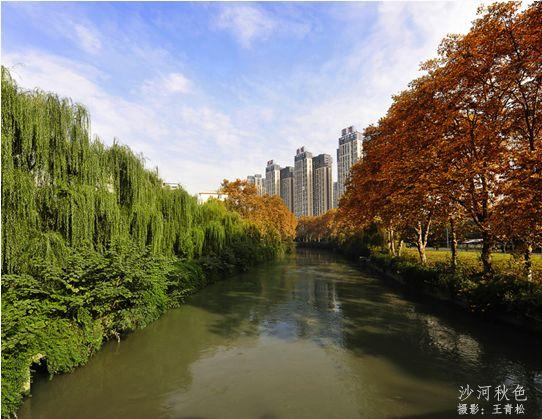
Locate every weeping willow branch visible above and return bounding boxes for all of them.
[1,67,272,274]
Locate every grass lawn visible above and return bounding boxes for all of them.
[402,247,542,279]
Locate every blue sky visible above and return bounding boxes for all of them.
[2,1,484,194]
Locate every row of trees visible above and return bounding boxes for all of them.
[220,179,297,245]
[1,66,294,276]
[338,2,541,279]
[1,67,294,416]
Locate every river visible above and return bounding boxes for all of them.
[18,249,542,418]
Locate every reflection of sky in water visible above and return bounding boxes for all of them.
[258,273,345,348]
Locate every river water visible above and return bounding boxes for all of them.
[18,249,542,418]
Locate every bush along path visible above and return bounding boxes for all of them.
[1,67,296,417]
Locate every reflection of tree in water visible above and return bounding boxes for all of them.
[419,314,542,416]
[197,248,542,416]
[19,261,296,418]
[19,304,252,418]
[192,250,347,349]
[261,271,345,347]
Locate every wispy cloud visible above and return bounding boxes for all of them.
[216,5,276,48]
[142,72,191,96]
[2,50,255,193]
[74,24,102,54]
[165,73,190,94]
[215,4,310,48]
[2,2,487,193]
[234,1,483,169]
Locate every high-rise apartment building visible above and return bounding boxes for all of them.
[312,154,333,216]
[337,126,363,201]
[333,181,339,209]
[265,160,281,196]
[247,174,264,196]
[294,147,313,218]
[280,166,294,213]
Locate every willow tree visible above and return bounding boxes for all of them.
[1,67,276,275]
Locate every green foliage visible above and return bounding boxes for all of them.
[166,259,205,305]
[1,67,214,272]
[457,273,542,317]
[1,68,289,417]
[367,250,542,322]
[400,248,542,281]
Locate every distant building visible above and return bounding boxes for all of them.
[164,182,183,190]
[333,182,338,208]
[294,147,313,218]
[312,154,333,216]
[247,174,264,196]
[337,126,363,202]
[280,166,294,213]
[254,174,264,196]
[198,191,227,204]
[247,175,257,191]
[265,160,281,196]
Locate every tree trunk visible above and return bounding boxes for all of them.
[416,221,427,265]
[450,217,458,271]
[524,243,533,282]
[388,227,396,256]
[397,240,404,257]
[480,231,493,274]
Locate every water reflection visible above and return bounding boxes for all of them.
[18,249,542,419]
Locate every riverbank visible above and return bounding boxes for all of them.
[2,243,289,418]
[15,248,542,418]
[296,242,542,335]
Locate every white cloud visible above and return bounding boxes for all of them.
[4,51,168,146]
[2,2,488,193]
[165,73,190,94]
[219,1,484,179]
[142,72,191,96]
[216,5,276,48]
[215,4,310,48]
[2,51,258,194]
[74,24,102,54]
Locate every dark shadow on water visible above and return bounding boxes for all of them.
[338,269,542,415]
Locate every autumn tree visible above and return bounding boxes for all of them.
[340,78,449,265]
[490,2,542,280]
[424,2,542,274]
[221,179,297,244]
[339,2,541,276]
